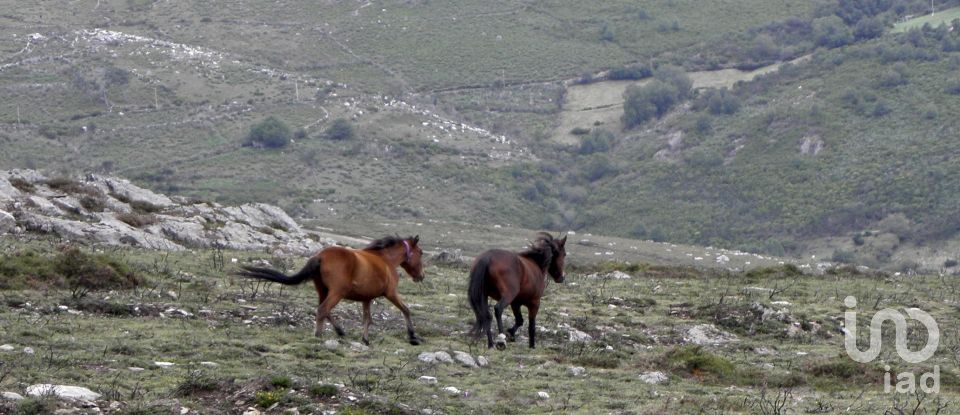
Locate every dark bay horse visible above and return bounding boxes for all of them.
[236,235,425,345]
[468,232,566,348]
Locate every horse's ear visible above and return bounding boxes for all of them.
[413,235,420,244]
[559,236,567,246]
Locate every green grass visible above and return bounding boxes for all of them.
[893,7,960,32]
[1,237,959,413]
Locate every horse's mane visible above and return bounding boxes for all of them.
[363,235,408,251]
[519,232,556,270]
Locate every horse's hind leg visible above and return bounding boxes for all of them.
[507,302,524,342]
[493,297,514,350]
[361,300,373,345]
[384,291,422,345]
[315,292,345,338]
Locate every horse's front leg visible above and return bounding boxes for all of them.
[507,302,524,342]
[384,291,422,345]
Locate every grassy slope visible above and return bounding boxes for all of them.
[541,29,960,266]
[893,6,960,32]
[2,239,958,414]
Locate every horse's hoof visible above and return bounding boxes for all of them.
[494,337,507,350]
[362,338,370,346]
[506,332,516,342]
[409,337,422,346]
[334,328,346,337]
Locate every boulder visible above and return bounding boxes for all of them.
[1,391,24,401]
[568,366,586,377]
[26,384,101,401]
[639,371,668,385]
[568,329,593,343]
[452,351,478,368]
[417,376,438,385]
[85,175,174,208]
[0,210,15,234]
[0,178,21,203]
[685,324,738,345]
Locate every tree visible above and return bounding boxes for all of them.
[854,16,885,40]
[247,116,291,148]
[324,118,355,141]
[813,16,853,48]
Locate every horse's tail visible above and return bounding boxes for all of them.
[467,255,491,335]
[236,256,321,285]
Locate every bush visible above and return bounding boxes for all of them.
[813,16,853,48]
[310,384,338,398]
[247,116,292,148]
[832,249,856,263]
[0,247,143,292]
[570,127,591,136]
[945,81,960,95]
[9,177,34,192]
[608,64,652,81]
[324,118,355,141]
[270,375,293,389]
[622,81,678,128]
[578,129,615,155]
[854,17,885,40]
[696,87,741,115]
[665,345,735,378]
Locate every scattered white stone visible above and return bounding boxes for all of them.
[568,366,586,377]
[23,347,34,355]
[536,391,550,400]
[685,324,738,345]
[1,391,24,401]
[418,376,438,385]
[199,361,219,367]
[417,352,437,363]
[476,356,489,367]
[26,384,101,401]
[154,361,175,368]
[434,351,453,363]
[0,344,14,352]
[442,386,460,396]
[568,329,592,343]
[639,371,669,384]
[716,255,730,263]
[128,367,145,372]
[452,351,477,368]
[242,408,261,415]
[57,305,69,311]
[349,341,369,352]
[181,407,190,415]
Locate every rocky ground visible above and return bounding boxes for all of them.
[0,169,331,255]
[1,171,958,414]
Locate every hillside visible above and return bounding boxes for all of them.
[1,231,958,413]
[2,0,960,270]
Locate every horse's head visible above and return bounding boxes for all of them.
[547,235,567,283]
[400,235,426,282]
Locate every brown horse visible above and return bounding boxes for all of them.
[468,232,566,349]
[236,235,425,345]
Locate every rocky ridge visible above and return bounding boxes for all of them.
[0,170,328,254]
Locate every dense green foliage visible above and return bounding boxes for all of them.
[246,117,292,149]
[324,118,355,141]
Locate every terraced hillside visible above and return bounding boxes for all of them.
[4,0,960,269]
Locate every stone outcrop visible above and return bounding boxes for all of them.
[0,170,326,255]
